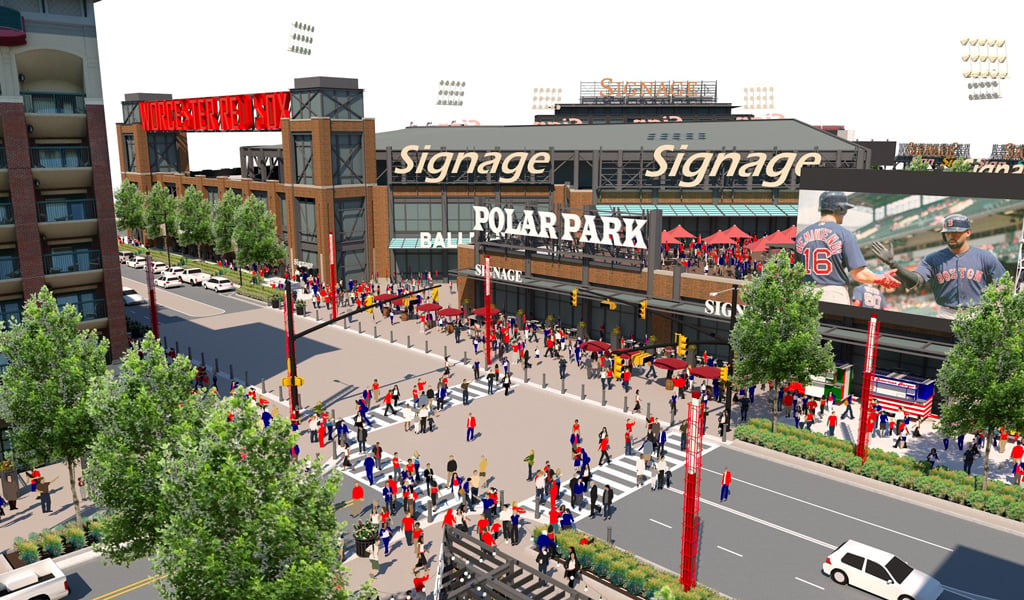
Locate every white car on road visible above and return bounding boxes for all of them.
[151,261,167,274]
[0,558,70,599]
[127,255,147,269]
[823,540,943,600]
[203,276,236,292]
[122,287,145,305]
[179,267,211,286]
[154,273,183,289]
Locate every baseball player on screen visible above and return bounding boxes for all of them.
[795,191,900,305]
[872,213,1006,319]
[851,280,888,310]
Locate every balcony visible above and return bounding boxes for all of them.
[37,198,98,238]
[23,92,88,138]
[58,298,107,328]
[43,248,103,287]
[0,200,12,244]
[0,254,20,295]
[31,145,92,188]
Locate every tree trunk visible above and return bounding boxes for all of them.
[983,427,994,491]
[237,266,243,289]
[66,459,83,528]
[770,380,778,433]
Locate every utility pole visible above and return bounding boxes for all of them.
[722,283,738,442]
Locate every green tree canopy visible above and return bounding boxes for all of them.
[0,287,108,526]
[730,252,835,431]
[114,179,145,235]
[213,189,243,258]
[936,274,1024,489]
[85,333,212,564]
[947,158,975,173]
[143,182,178,253]
[905,156,932,171]
[176,185,214,258]
[234,195,286,271]
[152,391,347,600]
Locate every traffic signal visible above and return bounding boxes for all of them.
[613,356,623,379]
[676,333,687,356]
[639,299,648,319]
[601,298,617,311]
[571,288,578,307]
[720,364,729,382]
[431,286,439,302]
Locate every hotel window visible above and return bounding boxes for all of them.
[206,187,218,204]
[293,134,314,184]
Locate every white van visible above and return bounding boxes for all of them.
[118,250,135,264]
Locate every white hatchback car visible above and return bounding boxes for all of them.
[150,261,167,273]
[127,255,147,269]
[122,287,145,305]
[823,540,943,600]
[203,276,235,292]
[154,273,182,289]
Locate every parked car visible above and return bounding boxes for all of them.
[165,266,186,278]
[203,276,236,292]
[127,255,148,269]
[151,261,168,274]
[118,250,135,263]
[822,540,943,600]
[154,273,182,289]
[180,267,211,286]
[122,287,145,305]
[0,558,70,600]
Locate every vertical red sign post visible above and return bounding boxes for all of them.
[484,256,493,368]
[856,314,880,461]
[329,233,338,320]
[145,252,159,340]
[680,395,705,590]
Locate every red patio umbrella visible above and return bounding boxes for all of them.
[722,224,751,239]
[689,366,721,379]
[437,307,464,317]
[660,230,680,245]
[653,358,688,370]
[668,224,695,239]
[580,340,611,353]
[374,293,397,303]
[416,302,442,312]
[472,306,501,317]
[777,225,796,241]
[702,230,735,245]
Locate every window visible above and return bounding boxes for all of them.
[331,133,364,185]
[841,553,865,570]
[252,190,268,208]
[864,561,891,581]
[292,134,313,184]
[885,557,912,584]
[122,133,136,172]
[334,198,365,243]
[446,202,478,232]
[278,193,288,239]
[54,289,105,319]
[147,133,179,172]
[206,187,218,204]
[0,250,19,280]
[0,298,20,325]
[393,201,442,233]
[296,198,317,243]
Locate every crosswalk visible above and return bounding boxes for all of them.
[515,432,720,519]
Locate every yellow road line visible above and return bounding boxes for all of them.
[92,574,167,600]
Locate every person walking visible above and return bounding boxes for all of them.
[479,455,489,485]
[602,484,614,520]
[419,405,429,434]
[963,443,979,475]
[720,468,732,502]
[461,378,471,405]
[841,395,856,419]
[524,449,535,480]
[446,455,458,488]
[827,411,838,437]
[635,456,645,487]
[350,483,365,517]
[589,483,600,519]
[502,371,512,395]
[466,413,477,442]
[37,475,57,513]
[740,393,750,422]
[598,435,611,466]
[565,547,580,588]
[926,448,939,468]
[487,370,495,394]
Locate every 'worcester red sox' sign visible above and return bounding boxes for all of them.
[138,92,290,132]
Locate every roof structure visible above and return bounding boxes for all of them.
[376,119,864,152]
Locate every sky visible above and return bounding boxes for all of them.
[92,0,1021,186]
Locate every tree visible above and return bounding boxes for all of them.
[234,195,286,285]
[213,189,243,259]
[935,274,1024,490]
[152,391,348,600]
[0,287,108,526]
[905,156,932,171]
[85,333,212,565]
[143,182,178,264]
[729,252,835,432]
[176,185,214,259]
[947,158,975,173]
[114,179,145,239]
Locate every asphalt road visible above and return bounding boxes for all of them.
[577,444,1021,600]
[64,557,159,599]
[120,264,257,315]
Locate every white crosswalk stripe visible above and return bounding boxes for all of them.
[515,432,720,520]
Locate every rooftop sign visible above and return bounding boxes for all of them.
[138,92,290,132]
[579,79,718,103]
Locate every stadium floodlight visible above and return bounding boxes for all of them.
[962,37,1007,99]
[742,85,774,110]
[436,80,466,106]
[531,87,563,112]
[288,20,316,56]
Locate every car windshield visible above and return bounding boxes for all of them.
[123,289,137,295]
[886,556,913,583]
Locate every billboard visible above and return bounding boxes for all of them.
[796,188,1013,319]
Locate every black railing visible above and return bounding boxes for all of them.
[0,146,7,169]
[0,255,20,280]
[0,201,12,225]
[22,92,86,114]
[43,249,101,274]
[30,145,91,168]
[57,298,107,321]
[37,198,96,222]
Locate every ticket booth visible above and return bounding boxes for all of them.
[805,363,853,400]
[870,372,936,419]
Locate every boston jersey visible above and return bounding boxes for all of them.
[794,221,866,286]
[851,285,887,309]
[914,246,1006,308]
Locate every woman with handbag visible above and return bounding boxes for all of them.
[564,547,580,588]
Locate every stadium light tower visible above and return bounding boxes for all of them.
[962,38,1007,100]
[742,85,774,110]
[437,80,465,106]
[288,21,315,56]
[531,87,563,112]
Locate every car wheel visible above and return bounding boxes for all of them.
[830,569,848,585]
[898,596,914,600]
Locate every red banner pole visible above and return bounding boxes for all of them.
[680,395,705,590]
[329,232,338,320]
[145,252,159,340]
[856,314,880,461]
[484,256,493,368]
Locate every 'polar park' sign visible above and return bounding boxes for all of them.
[472,206,648,249]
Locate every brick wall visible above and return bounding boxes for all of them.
[0,102,44,295]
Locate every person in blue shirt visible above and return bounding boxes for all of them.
[559,510,576,531]
[364,456,376,485]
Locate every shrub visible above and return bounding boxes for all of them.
[911,475,934,495]
[623,570,647,595]
[1005,501,1024,522]
[948,485,971,505]
[859,460,882,480]
[844,455,865,474]
[86,517,106,543]
[607,562,630,586]
[40,531,63,558]
[15,538,39,564]
[877,465,898,484]
[985,495,1009,517]
[62,525,86,550]
[966,490,989,510]
[591,553,613,579]
[897,470,919,489]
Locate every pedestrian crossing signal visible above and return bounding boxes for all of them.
[282,376,305,387]
[720,365,729,382]
[639,299,648,319]
[571,288,578,307]
[676,333,687,356]
[613,356,623,379]
[431,287,439,302]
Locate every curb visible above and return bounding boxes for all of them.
[52,546,101,570]
[728,439,1024,539]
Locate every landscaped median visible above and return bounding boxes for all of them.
[735,419,1024,521]
[7,515,106,569]
[531,528,726,600]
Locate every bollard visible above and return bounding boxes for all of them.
[581,385,585,401]
[245,371,249,387]
[279,386,284,404]
[561,378,566,395]
[463,350,468,362]
[390,330,395,343]
[427,499,433,523]
[344,318,349,329]
[647,402,651,420]
[188,346,192,359]
[602,386,607,406]
[444,345,448,359]
[215,358,220,373]
[499,490,504,508]
[542,373,547,389]
[316,308,320,321]
[534,501,540,520]
[425,340,430,354]
[374,325,378,339]
[262,379,267,394]
[407,335,412,348]
[358,321,363,334]
[175,341,180,354]
[162,337,167,349]
[607,526,613,543]
[623,396,628,413]
[229,364,234,380]
[201,351,205,365]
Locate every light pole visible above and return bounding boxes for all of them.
[708,283,739,442]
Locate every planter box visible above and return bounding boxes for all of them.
[354,535,379,558]
[295,306,306,316]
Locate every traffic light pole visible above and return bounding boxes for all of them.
[722,283,738,443]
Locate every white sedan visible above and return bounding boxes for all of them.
[203,276,236,292]
[122,287,145,305]
[154,273,182,289]
[823,540,943,600]
[127,255,147,269]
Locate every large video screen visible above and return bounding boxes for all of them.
[796,189,1017,319]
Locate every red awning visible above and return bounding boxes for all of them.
[702,230,735,245]
[416,303,442,312]
[660,231,680,245]
[581,340,611,353]
[472,306,501,317]
[437,307,464,317]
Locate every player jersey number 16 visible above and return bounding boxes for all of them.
[803,248,833,275]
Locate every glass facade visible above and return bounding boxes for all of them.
[278,193,288,239]
[334,197,367,282]
[292,134,314,184]
[331,133,364,185]
[296,198,317,244]
[393,201,442,233]
[394,250,455,280]
[122,133,136,172]
[147,133,179,172]
[291,88,364,120]
[205,186,218,204]
[446,202,478,232]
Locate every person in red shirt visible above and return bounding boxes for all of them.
[805,411,814,432]
[402,515,415,545]
[783,393,794,417]
[413,569,429,592]
[1011,441,1024,485]
[599,436,611,466]
[466,413,477,442]
[720,468,732,502]
[548,505,561,532]
[827,412,838,437]
[477,516,490,538]
[443,508,456,528]
[350,483,364,517]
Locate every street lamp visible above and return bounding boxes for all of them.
[708,284,739,442]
